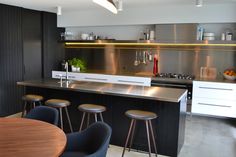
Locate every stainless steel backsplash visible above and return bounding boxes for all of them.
[65,47,236,77]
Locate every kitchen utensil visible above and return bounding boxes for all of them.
[134,51,140,66]
[142,51,147,64]
[148,50,153,61]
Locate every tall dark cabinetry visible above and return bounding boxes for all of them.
[22,9,42,80]
[42,12,64,78]
[0,4,62,116]
[0,4,23,116]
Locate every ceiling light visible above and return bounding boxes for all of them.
[93,0,118,14]
[196,0,203,7]
[57,6,62,15]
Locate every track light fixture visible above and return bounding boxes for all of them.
[196,0,203,7]
[93,0,118,14]
[57,6,62,15]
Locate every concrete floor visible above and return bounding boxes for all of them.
[108,115,236,157]
[179,115,236,157]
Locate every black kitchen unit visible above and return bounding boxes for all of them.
[0,3,64,116]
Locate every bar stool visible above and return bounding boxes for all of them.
[22,94,43,117]
[78,104,106,132]
[45,99,73,132]
[122,110,158,157]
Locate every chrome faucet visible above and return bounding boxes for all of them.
[64,61,69,82]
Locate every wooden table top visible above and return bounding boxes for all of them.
[0,118,67,157]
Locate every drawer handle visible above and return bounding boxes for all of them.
[84,77,108,81]
[199,87,233,91]
[117,80,144,84]
[68,76,76,79]
[198,103,232,108]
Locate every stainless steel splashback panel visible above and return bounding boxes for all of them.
[155,24,197,42]
[65,47,236,77]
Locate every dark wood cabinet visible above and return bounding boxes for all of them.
[22,9,42,80]
[42,12,64,78]
[0,4,23,116]
[0,4,63,116]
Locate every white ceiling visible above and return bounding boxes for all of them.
[0,0,236,13]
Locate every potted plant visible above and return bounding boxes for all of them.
[68,58,86,72]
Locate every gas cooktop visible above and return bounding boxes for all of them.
[156,73,195,80]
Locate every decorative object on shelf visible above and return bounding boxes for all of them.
[68,58,86,72]
[223,69,236,80]
[196,25,204,40]
[93,0,118,14]
[203,32,215,41]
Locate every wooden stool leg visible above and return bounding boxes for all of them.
[21,101,27,117]
[94,113,98,122]
[79,112,86,132]
[65,107,73,133]
[145,120,152,157]
[99,113,104,122]
[33,102,36,108]
[122,119,135,157]
[87,113,90,128]
[128,119,136,152]
[59,108,63,130]
[149,120,158,157]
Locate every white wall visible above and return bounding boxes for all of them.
[58,4,236,27]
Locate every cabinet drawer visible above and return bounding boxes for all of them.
[192,98,236,118]
[193,81,236,100]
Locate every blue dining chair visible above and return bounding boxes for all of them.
[24,106,59,126]
[61,122,112,157]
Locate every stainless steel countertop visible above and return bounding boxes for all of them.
[17,79,187,103]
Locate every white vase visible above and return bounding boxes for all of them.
[71,66,80,72]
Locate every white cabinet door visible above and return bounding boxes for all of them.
[193,81,236,101]
[192,97,236,118]
[192,81,236,118]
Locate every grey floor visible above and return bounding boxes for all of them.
[179,115,236,157]
[108,115,236,157]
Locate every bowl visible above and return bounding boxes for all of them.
[223,73,236,80]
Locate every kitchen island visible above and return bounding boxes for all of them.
[17,79,187,157]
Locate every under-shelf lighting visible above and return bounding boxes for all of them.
[93,0,118,14]
[195,0,203,7]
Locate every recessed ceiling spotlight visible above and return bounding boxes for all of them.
[116,0,123,11]
[57,6,62,16]
[196,0,203,7]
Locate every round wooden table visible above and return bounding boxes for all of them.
[0,118,67,157]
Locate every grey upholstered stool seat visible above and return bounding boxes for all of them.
[45,99,70,108]
[125,110,157,120]
[78,104,106,132]
[22,94,43,102]
[45,99,73,132]
[122,110,158,157]
[21,94,43,117]
[78,104,106,113]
